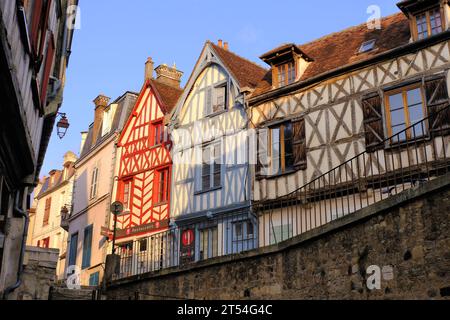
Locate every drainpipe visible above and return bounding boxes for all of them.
[2,190,29,300]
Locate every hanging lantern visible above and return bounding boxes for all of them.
[56,113,70,139]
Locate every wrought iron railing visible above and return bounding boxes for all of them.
[114,105,450,280]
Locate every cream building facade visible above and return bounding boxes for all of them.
[28,152,77,280]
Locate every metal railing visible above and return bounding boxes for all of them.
[257,104,450,246]
[114,105,450,280]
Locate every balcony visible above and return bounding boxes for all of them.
[60,206,71,232]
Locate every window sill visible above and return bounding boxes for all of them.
[194,186,222,196]
[205,109,227,118]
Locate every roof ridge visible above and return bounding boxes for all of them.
[299,12,404,48]
[211,42,268,71]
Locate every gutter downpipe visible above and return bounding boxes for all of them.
[2,190,29,300]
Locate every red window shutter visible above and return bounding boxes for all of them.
[40,34,55,106]
[30,0,44,56]
[38,0,53,58]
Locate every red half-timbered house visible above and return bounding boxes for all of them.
[115,60,183,245]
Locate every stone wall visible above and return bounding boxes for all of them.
[8,247,59,300]
[105,175,450,300]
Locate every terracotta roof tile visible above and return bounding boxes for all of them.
[211,43,268,89]
[252,12,411,97]
[150,80,183,114]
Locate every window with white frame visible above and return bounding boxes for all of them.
[197,142,222,192]
[89,166,99,200]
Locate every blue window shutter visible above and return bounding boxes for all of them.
[82,225,93,269]
[68,233,78,267]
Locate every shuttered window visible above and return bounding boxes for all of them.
[43,197,51,226]
[256,119,307,178]
[40,34,55,106]
[424,76,450,136]
[385,84,426,142]
[155,168,169,204]
[68,233,78,267]
[362,94,384,152]
[292,118,307,170]
[82,225,93,270]
[89,166,99,200]
[30,0,44,56]
[197,142,222,192]
[205,85,227,116]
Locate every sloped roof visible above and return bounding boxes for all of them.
[210,43,268,89]
[251,12,411,97]
[37,164,75,198]
[150,79,183,114]
[80,92,138,158]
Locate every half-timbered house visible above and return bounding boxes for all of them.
[249,0,450,246]
[0,0,77,298]
[113,59,183,277]
[169,41,266,263]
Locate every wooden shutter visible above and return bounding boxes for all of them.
[30,0,44,56]
[362,94,385,152]
[256,129,269,178]
[424,76,450,136]
[292,118,307,170]
[43,197,51,226]
[40,33,55,106]
[206,87,213,116]
[82,225,93,269]
[38,0,52,58]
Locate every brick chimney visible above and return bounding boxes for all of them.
[154,64,183,88]
[145,57,154,81]
[218,39,223,48]
[92,94,110,145]
[224,42,229,51]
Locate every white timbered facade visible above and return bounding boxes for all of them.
[249,0,450,246]
[170,41,266,261]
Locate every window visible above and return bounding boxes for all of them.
[359,39,376,53]
[89,166,99,200]
[199,227,218,260]
[155,168,169,204]
[43,197,51,226]
[82,225,93,270]
[197,142,222,192]
[277,61,296,87]
[415,7,443,40]
[153,121,165,146]
[139,239,148,252]
[269,224,293,245]
[68,233,78,267]
[41,237,50,249]
[269,123,294,175]
[206,85,227,115]
[385,85,426,142]
[89,272,100,287]
[121,180,132,210]
[233,220,255,241]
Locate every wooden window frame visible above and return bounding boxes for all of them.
[89,166,99,200]
[384,83,428,142]
[275,61,296,88]
[154,167,170,205]
[152,121,165,146]
[119,179,133,211]
[412,5,445,40]
[196,141,222,194]
[81,224,93,270]
[268,122,294,176]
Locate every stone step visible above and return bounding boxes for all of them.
[49,286,97,300]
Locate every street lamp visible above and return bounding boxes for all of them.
[56,113,70,139]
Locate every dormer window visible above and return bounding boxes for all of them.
[260,43,313,90]
[415,7,443,39]
[397,0,447,42]
[277,62,296,88]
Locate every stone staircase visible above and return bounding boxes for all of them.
[49,285,98,300]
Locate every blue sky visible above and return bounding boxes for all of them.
[42,0,400,175]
